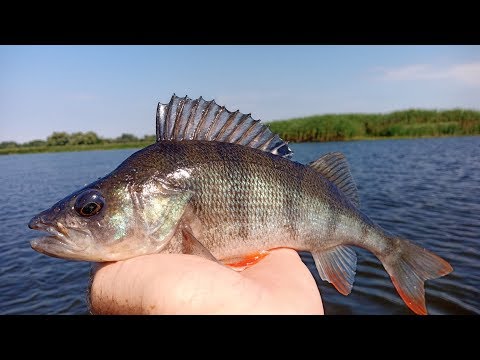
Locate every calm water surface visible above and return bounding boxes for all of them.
[1,136,479,314]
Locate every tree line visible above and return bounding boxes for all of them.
[0,132,156,149]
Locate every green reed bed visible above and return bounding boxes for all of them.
[267,109,480,142]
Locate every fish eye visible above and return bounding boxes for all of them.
[74,190,105,217]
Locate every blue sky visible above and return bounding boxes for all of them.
[1,45,479,143]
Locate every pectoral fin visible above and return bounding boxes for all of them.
[180,225,218,262]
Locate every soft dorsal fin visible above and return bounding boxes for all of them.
[309,152,359,207]
[156,94,292,158]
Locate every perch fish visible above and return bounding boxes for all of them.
[29,94,453,314]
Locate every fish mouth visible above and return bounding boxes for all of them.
[29,220,89,260]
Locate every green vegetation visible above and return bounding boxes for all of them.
[267,109,480,142]
[0,132,155,155]
[1,109,479,155]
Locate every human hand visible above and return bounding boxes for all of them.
[88,248,324,315]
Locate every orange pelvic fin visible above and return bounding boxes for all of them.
[223,251,270,271]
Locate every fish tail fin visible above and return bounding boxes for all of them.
[380,237,453,315]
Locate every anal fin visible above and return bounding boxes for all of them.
[312,245,357,295]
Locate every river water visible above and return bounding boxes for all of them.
[0,136,478,314]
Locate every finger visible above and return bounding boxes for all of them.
[90,261,109,275]
[90,256,176,315]
[88,253,246,314]
[242,248,324,314]
[88,251,324,315]
[86,262,114,314]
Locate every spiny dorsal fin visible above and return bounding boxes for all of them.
[156,94,292,158]
[312,245,357,296]
[309,152,359,207]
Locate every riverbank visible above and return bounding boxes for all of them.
[0,141,153,155]
[2,134,479,156]
[2,109,479,155]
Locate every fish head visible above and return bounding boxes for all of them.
[29,186,109,261]
[28,168,192,262]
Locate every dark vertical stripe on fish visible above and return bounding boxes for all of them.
[282,164,302,242]
[301,166,317,242]
[239,149,252,242]
[326,203,338,239]
[360,222,369,244]
[210,144,246,242]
